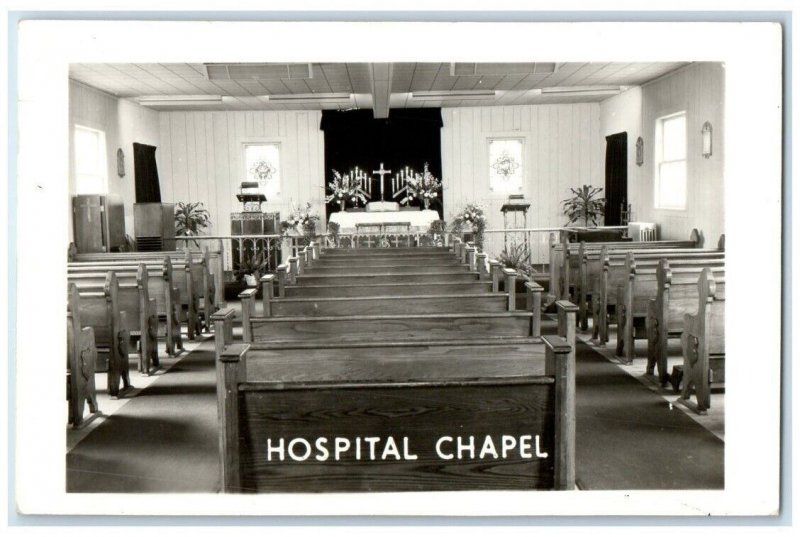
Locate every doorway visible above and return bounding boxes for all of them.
[604,132,628,226]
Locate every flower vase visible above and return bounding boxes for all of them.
[423,198,430,210]
[339,200,345,211]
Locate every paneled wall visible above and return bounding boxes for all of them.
[441,103,604,260]
[601,63,725,243]
[157,110,325,238]
[69,80,160,237]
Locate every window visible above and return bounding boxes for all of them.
[74,125,108,194]
[488,138,524,194]
[244,143,281,199]
[654,112,687,210]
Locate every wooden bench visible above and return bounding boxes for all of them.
[645,261,726,385]
[590,247,725,346]
[674,269,726,414]
[68,273,133,397]
[67,284,100,427]
[68,252,206,340]
[68,259,184,354]
[549,228,702,304]
[614,253,725,364]
[68,244,224,307]
[576,234,725,329]
[68,265,159,376]
[212,300,578,492]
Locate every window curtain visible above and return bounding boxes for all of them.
[133,143,162,203]
[320,109,443,219]
[604,132,628,226]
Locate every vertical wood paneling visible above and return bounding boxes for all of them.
[441,102,604,261]
[159,109,326,243]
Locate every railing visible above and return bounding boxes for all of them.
[175,235,285,273]
[321,231,449,249]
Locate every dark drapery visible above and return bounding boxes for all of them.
[604,132,628,226]
[133,143,162,203]
[320,109,444,218]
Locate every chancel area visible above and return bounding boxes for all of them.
[65,61,725,492]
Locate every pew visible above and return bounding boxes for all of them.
[590,247,725,346]
[68,265,159,375]
[68,259,184,353]
[576,234,725,329]
[549,228,702,304]
[675,269,726,414]
[67,274,133,397]
[614,253,725,363]
[646,261,726,385]
[213,300,577,492]
[67,284,100,427]
[68,251,205,340]
[68,244,224,307]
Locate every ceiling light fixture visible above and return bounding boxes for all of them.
[539,86,623,97]
[137,95,224,106]
[411,90,496,100]
[265,93,353,104]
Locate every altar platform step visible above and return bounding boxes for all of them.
[303,264,470,276]
[250,312,536,342]
[295,271,480,286]
[244,337,546,382]
[312,258,463,268]
[284,281,492,298]
[271,293,509,317]
[319,247,452,258]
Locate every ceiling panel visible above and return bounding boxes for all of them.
[69,61,692,111]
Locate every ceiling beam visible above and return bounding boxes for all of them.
[368,63,393,119]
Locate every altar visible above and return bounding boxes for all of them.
[329,205,440,233]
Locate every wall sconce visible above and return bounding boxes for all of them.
[635,136,644,167]
[701,121,713,158]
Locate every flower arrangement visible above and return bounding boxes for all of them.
[450,203,487,249]
[403,163,442,209]
[280,202,320,242]
[325,169,369,209]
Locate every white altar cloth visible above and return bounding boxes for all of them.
[329,209,440,233]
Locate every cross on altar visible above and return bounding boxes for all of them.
[373,162,392,200]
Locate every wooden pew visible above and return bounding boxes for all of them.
[68,265,159,375]
[645,261,727,384]
[67,284,100,427]
[576,234,725,329]
[590,247,725,345]
[675,269,726,414]
[614,253,725,363]
[68,252,204,340]
[68,244,224,307]
[213,300,577,493]
[68,259,184,353]
[549,228,702,304]
[67,275,132,397]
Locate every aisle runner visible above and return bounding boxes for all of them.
[574,341,724,490]
[66,340,220,493]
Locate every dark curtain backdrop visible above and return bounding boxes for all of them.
[133,143,162,203]
[604,132,628,226]
[320,109,443,219]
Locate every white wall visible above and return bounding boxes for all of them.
[441,103,604,259]
[601,63,725,243]
[157,110,325,237]
[68,80,160,237]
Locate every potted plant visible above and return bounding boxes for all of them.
[561,185,606,227]
[235,252,269,288]
[175,202,211,248]
[498,241,539,310]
